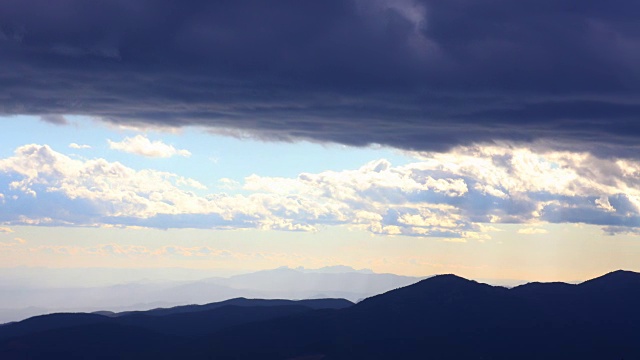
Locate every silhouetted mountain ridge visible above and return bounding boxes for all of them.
[1,270,639,359]
[181,270,640,359]
[580,269,640,289]
[0,298,353,343]
[111,297,353,317]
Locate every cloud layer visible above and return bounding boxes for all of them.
[1,0,640,154]
[1,143,639,239]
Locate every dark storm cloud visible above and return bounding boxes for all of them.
[39,115,68,125]
[1,0,640,153]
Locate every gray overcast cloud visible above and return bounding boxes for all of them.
[1,0,639,154]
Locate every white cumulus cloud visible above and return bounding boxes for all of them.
[69,143,91,149]
[2,143,640,240]
[108,135,191,158]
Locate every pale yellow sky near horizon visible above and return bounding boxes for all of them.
[1,223,638,284]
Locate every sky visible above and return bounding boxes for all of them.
[1,0,640,283]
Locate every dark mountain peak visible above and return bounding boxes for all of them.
[425,273,473,283]
[356,273,504,310]
[408,273,496,289]
[579,269,640,289]
[599,269,639,279]
[405,273,493,292]
[407,274,506,291]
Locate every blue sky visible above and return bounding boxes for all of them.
[2,115,413,184]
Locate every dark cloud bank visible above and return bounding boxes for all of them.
[1,0,639,153]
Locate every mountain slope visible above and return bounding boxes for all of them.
[0,298,353,343]
[177,271,640,359]
[1,323,181,360]
[2,271,640,360]
[113,297,353,317]
[0,313,111,342]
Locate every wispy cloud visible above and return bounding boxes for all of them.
[29,243,258,261]
[0,237,26,247]
[518,228,548,235]
[0,227,13,233]
[108,135,191,158]
[69,143,91,149]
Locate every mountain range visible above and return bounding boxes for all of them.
[0,266,422,323]
[1,270,639,359]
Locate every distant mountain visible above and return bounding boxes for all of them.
[0,266,422,323]
[1,270,640,359]
[294,265,375,274]
[0,283,190,317]
[207,266,422,299]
